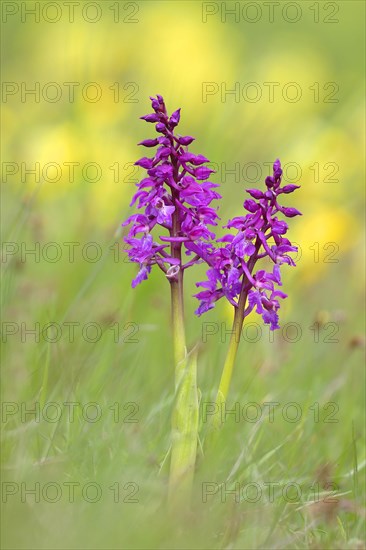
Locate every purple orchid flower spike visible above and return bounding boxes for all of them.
[197,159,302,437]
[194,159,301,331]
[122,95,220,289]
[122,95,223,505]
[121,97,303,484]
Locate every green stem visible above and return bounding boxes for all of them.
[208,286,248,435]
[167,151,198,510]
[207,238,262,437]
[216,305,244,402]
[168,347,198,510]
[170,274,187,387]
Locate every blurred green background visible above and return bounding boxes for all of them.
[1,1,365,549]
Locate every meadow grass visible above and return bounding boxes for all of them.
[1,193,365,549]
[1,2,365,547]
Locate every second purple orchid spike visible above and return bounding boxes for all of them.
[194,159,302,330]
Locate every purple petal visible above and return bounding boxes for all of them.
[194,166,215,180]
[155,122,166,133]
[180,153,209,165]
[281,207,302,218]
[281,184,300,194]
[140,113,159,123]
[244,199,260,213]
[135,157,154,169]
[138,138,159,147]
[132,265,151,288]
[176,135,195,145]
[262,309,280,331]
[169,109,181,127]
[246,188,264,199]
